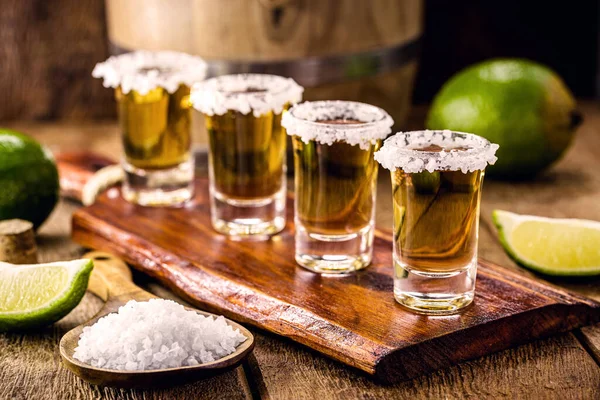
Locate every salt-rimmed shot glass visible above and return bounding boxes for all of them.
[375,130,499,314]
[282,101,394,274]
[93,51,207,206]
[190,74,303,238]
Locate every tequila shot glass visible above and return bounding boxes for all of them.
[191,74,303,238]
[282,101,393,274]
[93,51,207,206]
[375,130,499,314]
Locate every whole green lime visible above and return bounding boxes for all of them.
[0,129,59,229]
[426,59,580,179]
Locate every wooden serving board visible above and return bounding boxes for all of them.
[70,178,600,382]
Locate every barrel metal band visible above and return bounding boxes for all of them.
[109,36,421,87]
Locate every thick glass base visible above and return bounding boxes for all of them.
[295,223,374,275]
[122,159,194,207]
[210,185,286,240]
[393,257,477,315]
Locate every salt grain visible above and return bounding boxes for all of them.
[281,100,394,150]
[190,74,303,117]
[374,130,499,173]
[73,299,247,371]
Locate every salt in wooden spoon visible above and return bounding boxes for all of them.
[59,251,254,388]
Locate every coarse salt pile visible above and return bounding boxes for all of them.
[73,299,246,371]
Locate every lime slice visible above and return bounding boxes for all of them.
[81,164,124,206]
[493,210,600,276]
[0,259,93,331]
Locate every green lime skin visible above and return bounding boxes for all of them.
[0,260,93,332]
[0,129,59,229]
[427,59,578,179]
[492,210,600,277]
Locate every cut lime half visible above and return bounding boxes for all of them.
[0,259,93,331]
[493,210,600,276]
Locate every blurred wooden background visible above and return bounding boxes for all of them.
[0,0,112,120]
[0,0,598,121]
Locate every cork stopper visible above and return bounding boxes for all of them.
[0,219,38,264]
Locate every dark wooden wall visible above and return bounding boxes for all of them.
[0,0,114,121]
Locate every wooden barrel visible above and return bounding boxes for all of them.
[106,0,423,134]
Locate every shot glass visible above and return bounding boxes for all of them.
[93,51,207,206]
[191,74,303,238]
[282,101,394,274]
[375,130,499,314]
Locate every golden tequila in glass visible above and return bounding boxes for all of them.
[207,109,286,201]
[116,84,195,205]
[294,135,379,236]
[375,130,499,314]
[93,51,207,206]
[118,85,191,170]
[283,101,393,274]
[191,74,303,238]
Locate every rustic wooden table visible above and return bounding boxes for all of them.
[2,103,600,399]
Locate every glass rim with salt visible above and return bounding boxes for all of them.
[281,100,394,149]
[283,100,394,275]
[375,129,499,315]
[92,50,208,95]
[92,50,208,207]
[190,73,304,117]
[374,129,500,173]
[191,73,303,238]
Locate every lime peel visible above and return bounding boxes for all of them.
[82,165,124,206]
[0,259,93,331]
[493,210,600,276]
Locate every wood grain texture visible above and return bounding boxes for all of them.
[3,102,600,398]
[70,176,600,382]
[0,0,114,120]
[56,152,117,203]
[0,219,38,263]
[108,0,422,60]
[252,330,600,399]
[244,101,600,397]
[108,0,422,129]
[579,324,600,366]
[0,201,251,400]
[1,0,422,121]
[3,198,597,399]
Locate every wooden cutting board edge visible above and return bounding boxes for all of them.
[71,207,600,382]
[72,210,388,374]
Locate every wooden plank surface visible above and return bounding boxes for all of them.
[2,102,600,398]
[3,199,599,399]
[0,200,252,400]
[251,329,600,399]
[69,174,600,382]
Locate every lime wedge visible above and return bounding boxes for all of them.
[0,259,93,331]
[493,210,600,276]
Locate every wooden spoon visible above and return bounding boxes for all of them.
[59,251,254,388]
